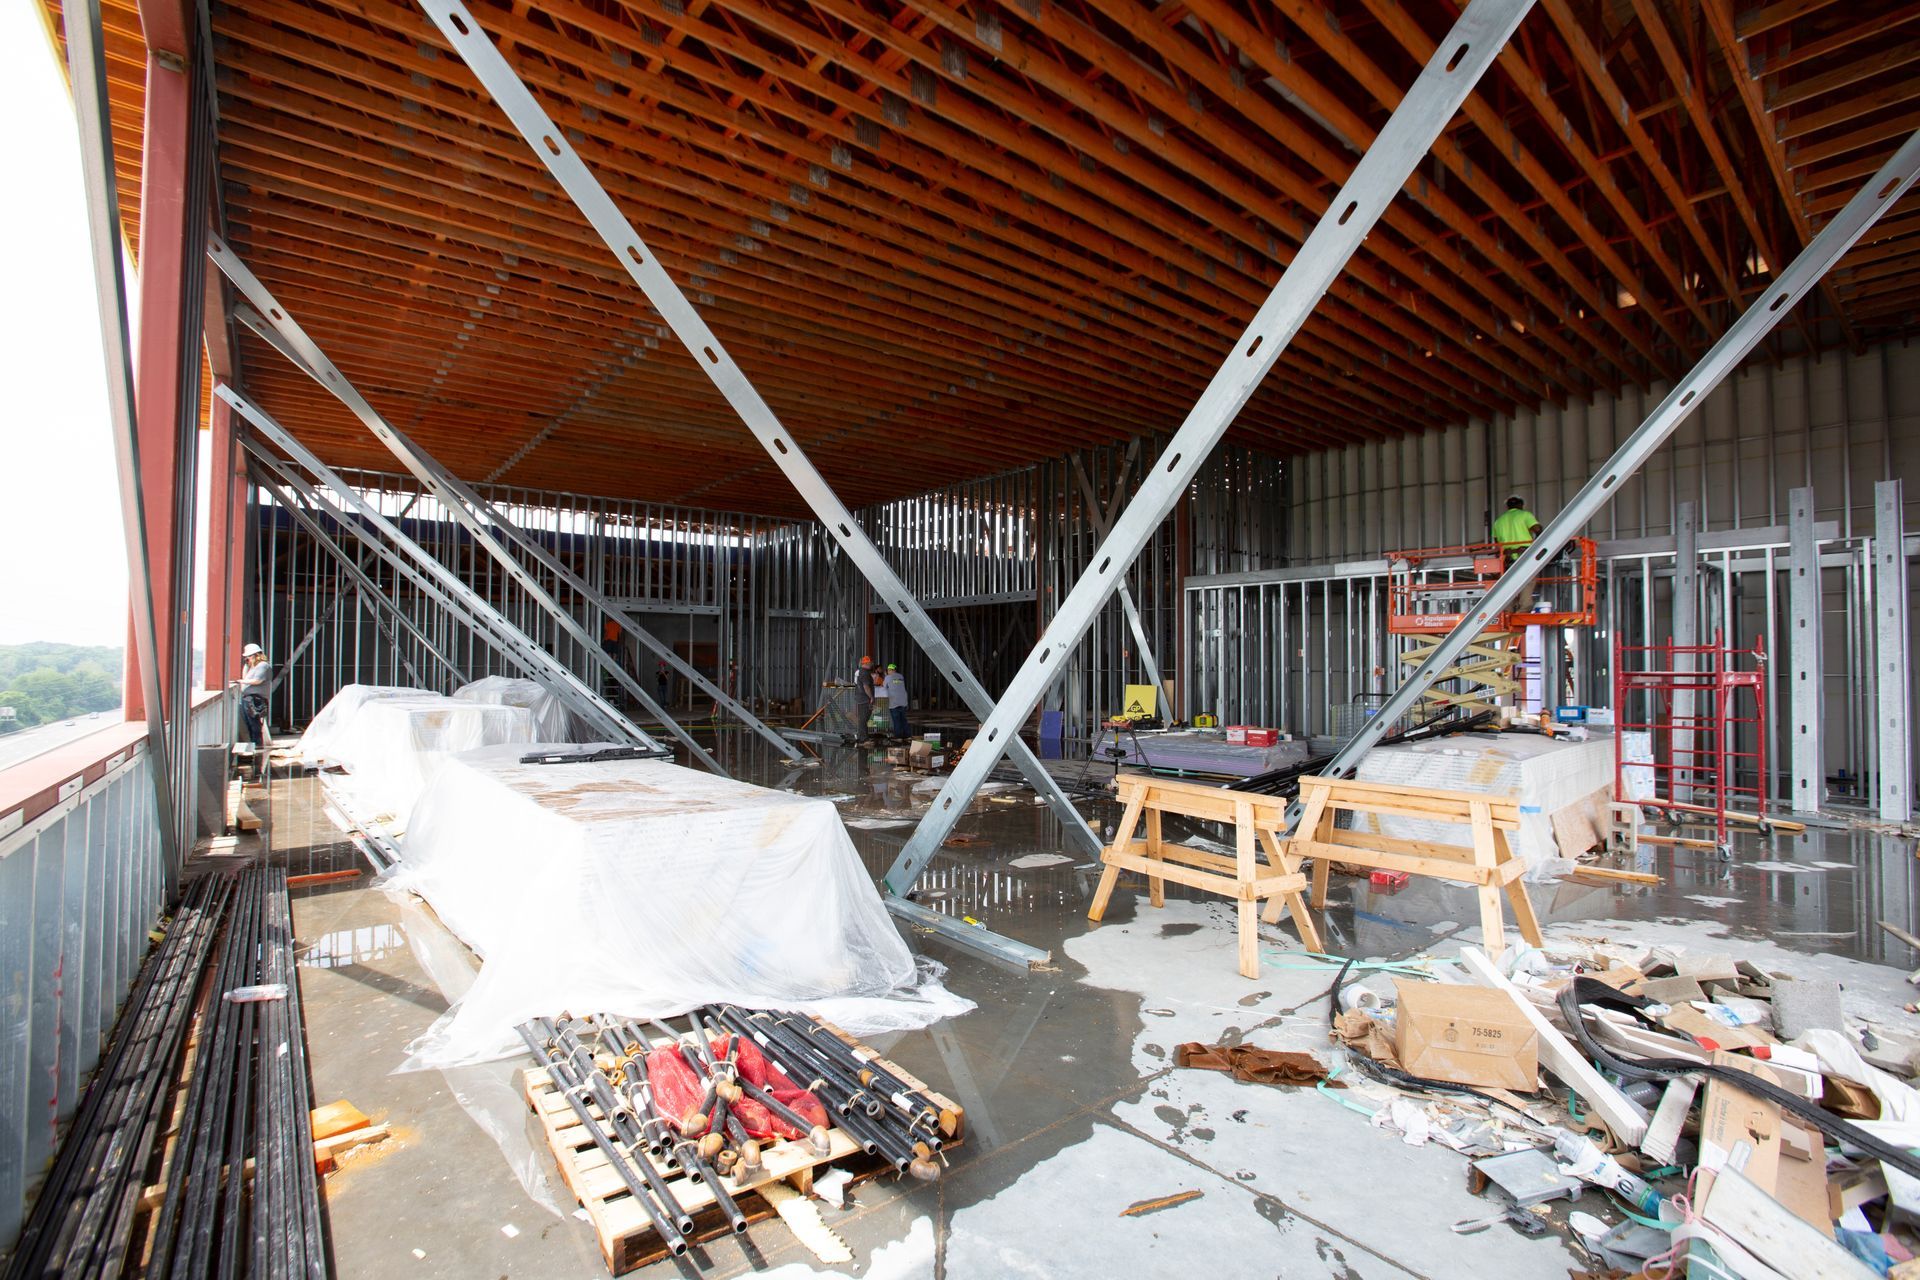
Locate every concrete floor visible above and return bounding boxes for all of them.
[262,727,1920,1279]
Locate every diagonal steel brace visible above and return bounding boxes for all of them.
[204,247,728,775]
[417,2,1110,891]
[888,0,1540,887]
[225,385,660,750]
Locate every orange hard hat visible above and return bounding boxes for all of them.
[860,655,872,664]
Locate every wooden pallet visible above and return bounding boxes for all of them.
[523,1029,963,1274]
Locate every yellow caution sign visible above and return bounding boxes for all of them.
[1117,684,1158,722]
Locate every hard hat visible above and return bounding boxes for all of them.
[242,643,264,657]
[859,655,872,665]
[887,663,898,670]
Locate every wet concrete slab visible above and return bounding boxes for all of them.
[265,728,1920,1278]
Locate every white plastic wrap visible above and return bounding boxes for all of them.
[1352,731,1616,880]
[386,744,971,1066]
[312,695,537,824]
[451,675,579,742]
[294,684,428,764]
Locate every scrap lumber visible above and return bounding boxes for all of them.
[1699,1167,1874,1280]
[1641,1076,1699,1165]
[1567,865,1663,886]
[1457,946,1649,1145]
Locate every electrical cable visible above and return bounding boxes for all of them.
[1556,977,1920,1181]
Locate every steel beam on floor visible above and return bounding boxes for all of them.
[1068,451,1165,698]
[1788,487,1826,813]
[418,1,1110,915]
[885,0,1537,884]
[1874,480,1910,823]
[247,461,461,688]
[225,388,658,751]
[202,257,725,777]
[64,0,180,882]
[1300,130,1920,812]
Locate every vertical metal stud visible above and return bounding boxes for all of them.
[1875,480,1909,822]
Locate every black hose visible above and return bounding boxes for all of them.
[1556,978,1920,1180]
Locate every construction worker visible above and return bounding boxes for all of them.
[884,663,910,740]
[237,643,271,781]
[600,616,623,660]
[854,655,877,741]
[1493,495,1544,559]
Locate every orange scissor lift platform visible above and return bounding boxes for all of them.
[1385,538,1598,714]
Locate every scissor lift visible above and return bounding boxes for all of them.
[1386,538,1598,715]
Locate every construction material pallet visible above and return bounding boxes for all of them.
[522,1026,963,1274]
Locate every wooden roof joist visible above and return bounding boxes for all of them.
[37,0,1920,511]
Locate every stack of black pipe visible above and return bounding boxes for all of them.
[3,865,326,1279]
[705,1006,943,1182]
[4,875,232,1279]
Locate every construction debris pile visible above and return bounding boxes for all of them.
[1206,939,1920,1277]
[519,1007,960,1269]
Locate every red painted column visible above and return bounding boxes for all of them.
[202,397,245,688]
[123,8,195,719]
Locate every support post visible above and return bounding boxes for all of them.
[200,260,725,776]
[1295,131,1920,814]
[224,387,658,752]
[1788,487,1825,813]
[1874,480,1910,823]
[417,0,1112,891]
[65,0,180,879]
[887,0,1538,883]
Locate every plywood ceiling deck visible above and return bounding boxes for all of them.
[54,0,1920,515]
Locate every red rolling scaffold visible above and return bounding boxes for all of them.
[1612,631,1768,856]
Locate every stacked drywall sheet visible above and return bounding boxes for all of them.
[451,675,579,742]
[299,687,536,823]
[1352,731,1615,880]
[388,744,970,1064]
[1093,728,1311,778]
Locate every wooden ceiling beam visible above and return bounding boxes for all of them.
[1769,38,1920,112]
[1736,0,1842,41]
[1539,0,1744,311]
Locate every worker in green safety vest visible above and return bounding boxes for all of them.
[1492,495,1544,560]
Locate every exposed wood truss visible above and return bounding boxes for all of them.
[47,0,1920,513]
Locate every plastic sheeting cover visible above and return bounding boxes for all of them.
[294,684,428,764]
[387,744,971,1066]
[310,694,536,824]
[452,675,579,742]
[1353,731,1616,881]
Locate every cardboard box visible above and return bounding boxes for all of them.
[1393,980,1539,1091]
[1245,727,1279,747]
[1224,725,1248,744]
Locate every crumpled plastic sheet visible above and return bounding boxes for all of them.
[305,695,536,825]
[451,675,580,743]
[384,744,973,1070]
[293,684,427,763]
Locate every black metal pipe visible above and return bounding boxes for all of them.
[713,1006,882,1119]
[537,1019,694,1235]
[762,1009,944,1141]
[517,1023,689,1256]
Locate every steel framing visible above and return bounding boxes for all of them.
[204,252,729,774]
[245,459,464,687]
[1068,449,1165,698]
[421,0,1122,962]
[220,385,663,752]
[229,287,795,758]
[1300,129,1920,806]
[889,0,1537,884]
[64,0,180,880]
[1788,487,1826,812]
[1874,480,1911,822]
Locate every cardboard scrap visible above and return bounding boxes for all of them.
[1392,980,1539,1092]
[1332,1008,1400,1070]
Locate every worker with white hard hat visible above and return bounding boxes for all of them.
[237,643,272,780]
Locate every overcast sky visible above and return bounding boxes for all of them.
[0,6,217,653]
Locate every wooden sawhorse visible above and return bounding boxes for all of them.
[1265,775,1543,959]
[1087,774,1323,978]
